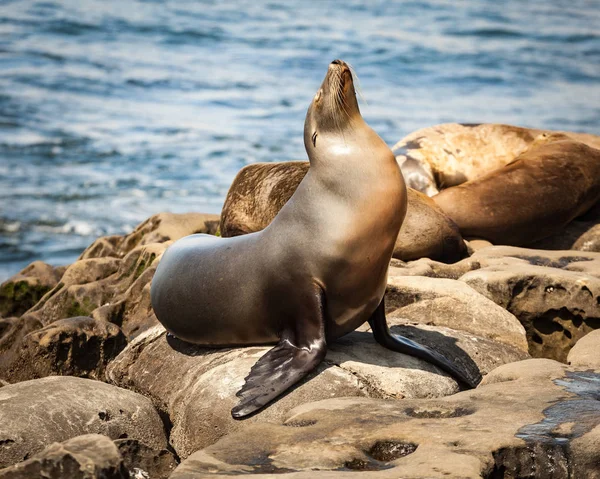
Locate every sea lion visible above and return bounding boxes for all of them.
[220,161,467,263]
[151,60,476,419]
[392,123,600,195]
[433,133,600,245]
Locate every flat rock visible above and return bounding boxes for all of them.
[468,246,600,279]
[108,317,527,459]
[390,245,600,280]
[0,376,168,469]
[0,434,128,479]
[2,317,126,382]
[568,329,600,370]
[0,261,65,318]
[172,359,600,478]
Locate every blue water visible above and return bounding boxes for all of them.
[1,0,599,281]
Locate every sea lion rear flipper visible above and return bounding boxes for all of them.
[231,286,327,419]
[368,297,480,388]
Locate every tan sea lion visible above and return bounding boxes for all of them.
[392,123,600,195]
[220,161,467,263]
[151,60,477,419]
[433,133,600,245]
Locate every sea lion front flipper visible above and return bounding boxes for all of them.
[231,287,327,419]
[368,297,480,388]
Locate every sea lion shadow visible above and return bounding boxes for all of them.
[166,333,239,358]
[163,325,481,417]
[328,326,482,389]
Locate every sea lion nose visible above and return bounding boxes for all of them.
[330,59,346,68]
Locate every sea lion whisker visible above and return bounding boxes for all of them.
[346,62,367,106]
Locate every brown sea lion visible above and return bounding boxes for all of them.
[433,133,600,245]
[220,162,467,263]
[151,60,476,419]
[392,123,600,195]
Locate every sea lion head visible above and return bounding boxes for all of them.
[304,59,361,151]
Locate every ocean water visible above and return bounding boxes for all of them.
[1,0,599,281]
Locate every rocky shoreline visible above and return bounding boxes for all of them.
[1,211,599,478]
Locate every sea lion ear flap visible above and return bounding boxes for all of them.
[231,286,327,419]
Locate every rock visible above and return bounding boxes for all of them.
[0,434,128,479]
[172,359,600,478]
[573,224,600,252]
[571,424,600,479]
[385,273,528,352]
[0,376,168,468]
[114,439,177,479]
[568,329,600,370]
[20,212,219,338]
[0,316,43,381]
[80,212,220,260]
[107,326,367,458]
[0,261,64,318]
[467,245,600,274]
[2,317,126,382]
[387,247,600,363]
[461,262,600,362]
[465,238,493,252]
[108,316,526,459]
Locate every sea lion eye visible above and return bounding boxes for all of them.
[314,89,322,103]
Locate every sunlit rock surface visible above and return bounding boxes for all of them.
[172,359,600,478]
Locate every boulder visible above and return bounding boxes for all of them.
[461,262,600,362]
[0,376,168,468]
[172,359,600,478]
[388,247,600,362]
[568,329,600,370]
[107,326,367,458]
[2,317,126,382]
[0,262,64,318]
[80,212,220,260]
[385,273,528,351]
[0,434,128,479]
[20,212,219,338]
[108,317,527,459]
[573,224,600,252]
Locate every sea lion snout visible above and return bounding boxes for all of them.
[329,59,351,75]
